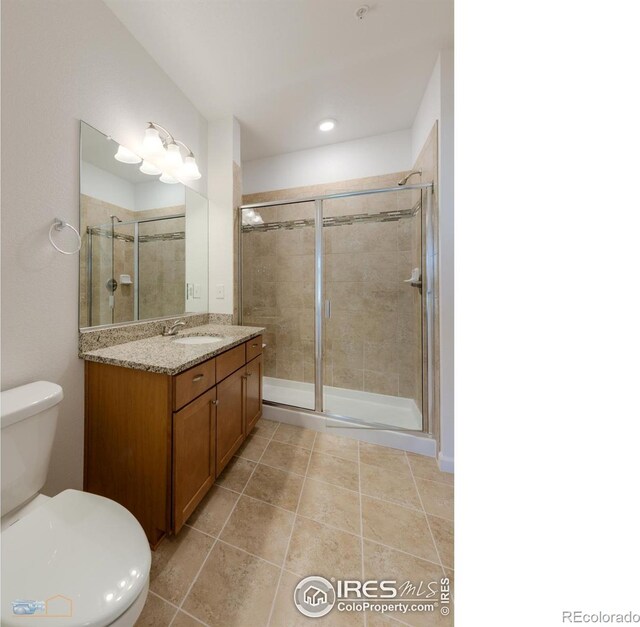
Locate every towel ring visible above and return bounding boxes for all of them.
[49,218,82,255]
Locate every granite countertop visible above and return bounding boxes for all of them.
[80,324,265,375]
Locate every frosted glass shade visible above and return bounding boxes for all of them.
[139,160,162,176]
[114,145,142,164]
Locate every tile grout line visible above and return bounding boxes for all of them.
[167,419,281,627]
[266,429,318,626]
[239,443,453,495]
[357,439,368,627]
[145,591,181,626]
[224,459,437,516]
[238,446,453,488]
[404,450,446,576]
[186,512,444,571]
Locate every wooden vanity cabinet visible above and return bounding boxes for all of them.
[216,366,245,474]
[173,386,217,533]
[84,335,263,548]
[245,354,263,435]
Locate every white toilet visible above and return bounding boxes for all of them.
[0,381,151,627]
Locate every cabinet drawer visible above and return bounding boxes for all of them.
[216,344,245,382]
[245,335,263,362]
[173,358,216,410]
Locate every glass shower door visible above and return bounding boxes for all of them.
[241,200,316,410]
[321,188,424,430]
[137,216,186,320]
[85,220,134,326]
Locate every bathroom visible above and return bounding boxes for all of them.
[0,1,456,625]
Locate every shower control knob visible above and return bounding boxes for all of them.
[106,278,118,293]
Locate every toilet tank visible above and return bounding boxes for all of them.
[0,381,63,517]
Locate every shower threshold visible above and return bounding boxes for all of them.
[263,377,422,431]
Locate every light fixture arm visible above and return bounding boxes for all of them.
[148,122,195,157]
[174,139,195,158]
[147,121,175,145]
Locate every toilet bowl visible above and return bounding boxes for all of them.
[1,382,151,627]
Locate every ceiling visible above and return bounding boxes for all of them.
[105,0,453,162]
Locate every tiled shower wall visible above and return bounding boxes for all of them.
[79,195,185,327]
[241,172,423,408]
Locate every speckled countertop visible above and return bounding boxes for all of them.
[80,324,265,375]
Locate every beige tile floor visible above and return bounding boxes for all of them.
[135,419,454,627]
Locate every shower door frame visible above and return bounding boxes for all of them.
[238,183,435,435]
[86,213,186,327]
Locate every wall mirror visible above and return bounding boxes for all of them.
[79,121,208,328]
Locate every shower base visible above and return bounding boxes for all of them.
[263,377,423,431]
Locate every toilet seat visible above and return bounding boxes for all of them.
[1,489,151,627]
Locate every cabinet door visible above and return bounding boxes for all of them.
[173,387,216,533]
[244,354,263,435]
[216,367,245,475]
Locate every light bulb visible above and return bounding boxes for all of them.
[179,155,202,181]
[165,142,183,169]
[114,145,142,164]
[318,119,336,132]
[243,209,256,219]
[250,214,264,225]
[160,172,179,184]
[139,160,162,176]
[142,125,164,156]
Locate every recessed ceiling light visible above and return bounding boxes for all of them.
[318,119,336,132]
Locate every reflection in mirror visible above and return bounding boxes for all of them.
[79,122,208,328]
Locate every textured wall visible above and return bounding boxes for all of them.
[1,0,208,495]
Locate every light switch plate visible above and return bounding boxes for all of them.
[186,283,194,299]
[194,284,202,299]
[215,284,224,299]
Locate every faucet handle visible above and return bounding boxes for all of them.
[162,318,186,336]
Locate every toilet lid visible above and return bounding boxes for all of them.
[1,489,151,627]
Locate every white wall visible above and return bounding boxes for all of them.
[1,0,208,496]
[185,188,209,313]
[411,49,455,471]
[243,129,412,194]
[208,116,240,314]
[81,162,185,211]
[80,161,136,210]
[134,179,185,211]
[411,56,441,165]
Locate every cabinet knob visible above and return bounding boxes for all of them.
[251,343,258,348]
[192,374,204,382]
[210,399,219,406]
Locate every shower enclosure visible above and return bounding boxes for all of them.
[85,214,185,326]
[239,183,436,433]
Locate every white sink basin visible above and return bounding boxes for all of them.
[173,336,225,345]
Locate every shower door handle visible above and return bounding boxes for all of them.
[325,300,331,319]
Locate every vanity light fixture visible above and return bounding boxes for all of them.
[118,122,202,184]
[318,118,336,132]
[141,124,164,157]
[114,145,142,164]
[165,141,183,169]
[159,172,179,184]
[241,208,264,226]
[139,160,162,176]
[180,155,201,181]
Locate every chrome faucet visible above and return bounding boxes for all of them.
[162,319,186,336]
